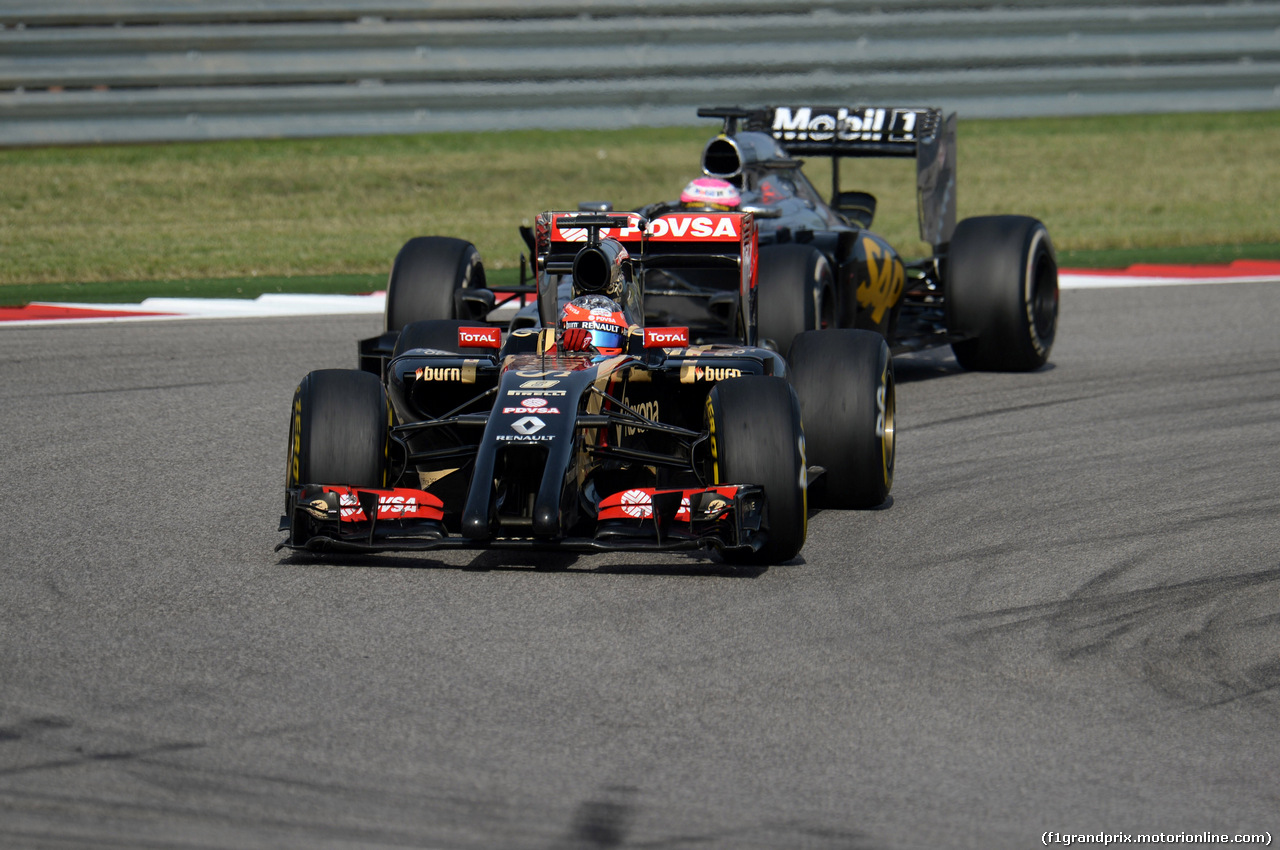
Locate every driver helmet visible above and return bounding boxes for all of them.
[559,294,630,355]
[679,177,741,211]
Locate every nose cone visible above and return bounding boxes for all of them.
[461,509,492,541]
[532,500,560,538]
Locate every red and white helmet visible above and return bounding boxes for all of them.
[680,177,741,211]
[559,295,630,355]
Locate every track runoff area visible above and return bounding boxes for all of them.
[2,260,1279,326]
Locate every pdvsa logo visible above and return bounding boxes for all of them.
[555,214,739,241]
[503,397,561,414]
[646,215,739,240]
[620,488,652,518]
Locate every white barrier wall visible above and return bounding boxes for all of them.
[1,0,1278,145]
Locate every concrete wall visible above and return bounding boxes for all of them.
[2,0,1277,145]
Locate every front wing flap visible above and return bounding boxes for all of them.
[277,484,448,552]
[278,483,768,556]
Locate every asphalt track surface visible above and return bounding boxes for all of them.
[2,283,1277,849]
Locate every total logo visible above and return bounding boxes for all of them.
[644,327,689,348]
[502,397,561,414]
[457,327,501,348]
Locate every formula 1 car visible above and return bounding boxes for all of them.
[378,104,1057,372]
[280,210,894,565]
[631,105,1060,370]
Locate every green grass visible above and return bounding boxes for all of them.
[2,111,1278,305]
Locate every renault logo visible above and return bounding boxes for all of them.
[511,416,546,435]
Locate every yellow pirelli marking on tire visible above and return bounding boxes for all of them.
[384,397,392,487]
[705,394,719,484]
[288,390,302,486]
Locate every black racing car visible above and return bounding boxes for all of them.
[280,210,895,565]
[377,104,1057,372]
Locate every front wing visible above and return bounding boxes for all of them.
[277,483,766,556]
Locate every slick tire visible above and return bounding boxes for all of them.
[706,376,807,565]
[287,369,389,490]
[755,243,835,358]
[392,319,485,358]
[946,215,1059,371]
[788,329,894,509]
[385,236,486,334]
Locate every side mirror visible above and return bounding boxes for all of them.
[453,288,496,322]
[833,191,877,228]
[739,203,783,219]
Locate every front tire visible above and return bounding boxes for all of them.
[946,215,1058,371]
[788,329,894,509]
[706,376,807,565]
[385,236,486,334]
[286,369,389,490]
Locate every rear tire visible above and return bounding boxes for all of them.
[947,215,1058,371]
[756,244,834,357]
[385,237,486,334]
[788,329,894,509]
[706,376,807,565]
[286,369,389,489]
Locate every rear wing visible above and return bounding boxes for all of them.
[701,105,957,248]
[534,210,760,344]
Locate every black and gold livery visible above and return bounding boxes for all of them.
[280,210,893,566]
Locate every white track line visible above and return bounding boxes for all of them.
[3,272,1277,327]
[1060,272,1280,289]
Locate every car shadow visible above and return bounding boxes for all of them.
[893,348,1057,383]
[892,349,965,383]
[807,495,894,518]
[277,547,774,578]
